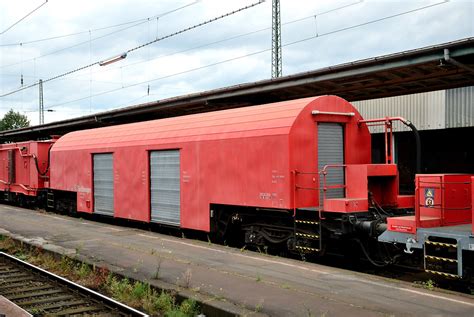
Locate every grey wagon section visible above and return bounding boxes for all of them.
[318,123,345,201]
[93,153,114,216]
[150,150,181,226]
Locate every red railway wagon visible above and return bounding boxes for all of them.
[49,95,376,231]
[0,140,53,199]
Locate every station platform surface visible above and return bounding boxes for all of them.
[0,204,473,316]
[0,295,32,317]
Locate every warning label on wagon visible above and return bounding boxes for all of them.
[424,188,435,207]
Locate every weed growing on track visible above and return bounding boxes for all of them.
[180,268,193,288]
[413,279,436,291]
[28,308,45,315]
[153,257,163,279]
[78,262,92,278]
[0,237,200,316]
[254,299,264,313]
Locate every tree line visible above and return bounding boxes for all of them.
[0,109,30,131]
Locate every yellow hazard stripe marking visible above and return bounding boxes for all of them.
[425,255,458,263]
[425,241,457,248]
[296,246,320,252]
[295,220,319,225]
[425,270,460,278]
[296,233,320,239]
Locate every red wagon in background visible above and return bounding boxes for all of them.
[0,140,54,203]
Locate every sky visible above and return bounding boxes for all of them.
[0,0,473,126]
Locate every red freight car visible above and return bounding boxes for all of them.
[0,140,54,202]
[49,96,375,230]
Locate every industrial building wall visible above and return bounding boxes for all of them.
[446,86,474,129]
[353,86,474,132]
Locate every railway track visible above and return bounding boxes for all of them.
[0,252,148,316]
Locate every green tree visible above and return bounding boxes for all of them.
[0,109,30,131]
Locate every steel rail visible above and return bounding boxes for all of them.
[0,252,148,317]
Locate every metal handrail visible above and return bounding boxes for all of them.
[321,164,346,220]
[359,116,421,173]
[415,176,420,228]
[293,164,347,220]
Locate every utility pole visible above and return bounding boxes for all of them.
[271,0,282,78]
[39,79,44,125]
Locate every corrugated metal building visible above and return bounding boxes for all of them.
[353,86,474,132]
[353,86,474,192]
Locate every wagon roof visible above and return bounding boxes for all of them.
[52,97,320,150]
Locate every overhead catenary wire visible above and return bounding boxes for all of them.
[0,0,265,98]
[3,20,148,69]
[0,15,316,81]
[0,71,125,85]
[0,0,48,35]
[111,0,440,76]
[6,0,448,108]
[0,19,146,48]
[3,0,361,85]
[0,1,200,47]
[0,1,201,69]
[40,0,449,111]
[126,1,265,54]
[315,0,363,16]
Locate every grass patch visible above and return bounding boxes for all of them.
[254,299,264,313]
[413,279,436,291]
[0,237,200,316]
[78,262,92,279]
